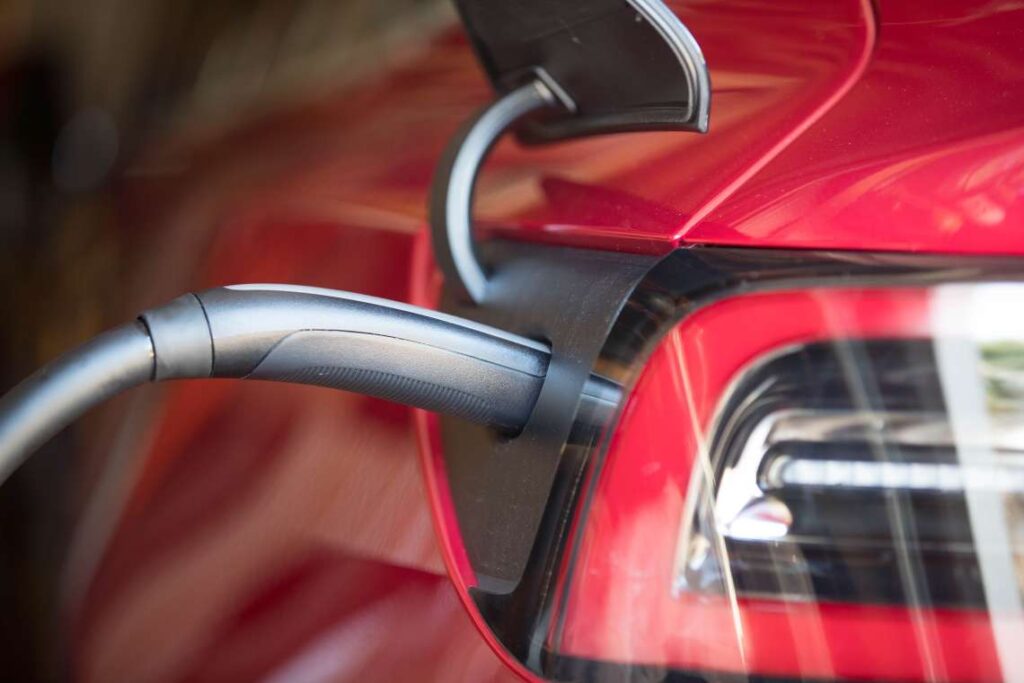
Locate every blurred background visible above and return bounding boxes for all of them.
[0,1,447,678]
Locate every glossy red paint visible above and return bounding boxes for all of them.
[688,1,1024,256]
[501,0,1024,257]
[554,288,1003,681]
[494,0,876,252]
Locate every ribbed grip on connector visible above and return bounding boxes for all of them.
[187,285,551,431]
[272,367,495,425]
[246,329,543,431]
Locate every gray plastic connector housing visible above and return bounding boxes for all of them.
[141,284,551,431]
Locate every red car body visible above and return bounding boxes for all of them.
[73,1,1024,680]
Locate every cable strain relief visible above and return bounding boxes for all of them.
[139,293,214,381]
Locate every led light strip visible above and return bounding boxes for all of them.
[766,455,1024,493]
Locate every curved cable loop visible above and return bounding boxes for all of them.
[430,78,569,304]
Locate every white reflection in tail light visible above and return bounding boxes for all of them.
[768,455,1024,493]
[934,284,1024,682]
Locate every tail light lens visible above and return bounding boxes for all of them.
[555,284,1024,682]
[677,339,1012,609]
[421,249,1024,683]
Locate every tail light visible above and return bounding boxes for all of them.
[676,337,1019,609]
[420,248,1024,682]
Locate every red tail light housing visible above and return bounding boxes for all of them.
[419,248,1024,682]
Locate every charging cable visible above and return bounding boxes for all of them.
[0,283,578,487]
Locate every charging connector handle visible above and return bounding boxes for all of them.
[153,284,551,429]
[0,284,552,487]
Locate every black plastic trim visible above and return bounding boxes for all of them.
[453,0,710,142]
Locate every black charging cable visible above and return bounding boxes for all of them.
[0,284,612,487]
